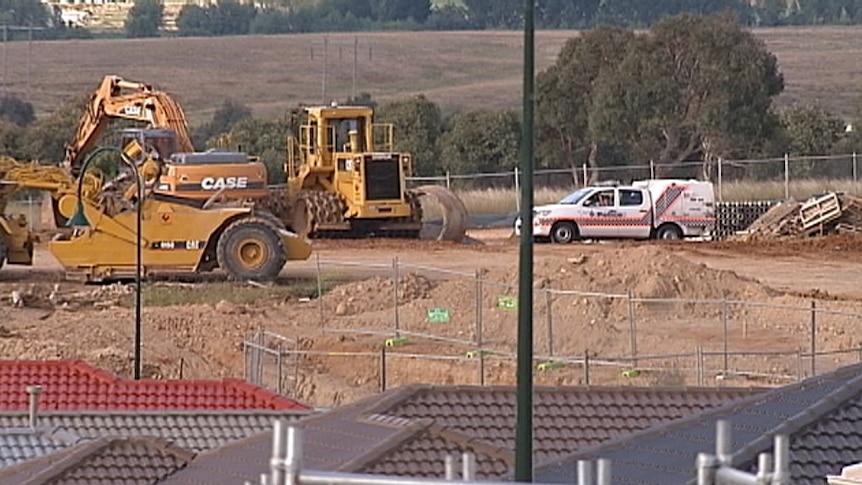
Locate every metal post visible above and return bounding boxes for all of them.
[583,164,588,186]
[722,299,728,376]
[462,452,476,481]
[284,425,302,485]
[271,420,287,485]
[784,153,790,199]
[628,291,637,368]
[773,434,791,485]
[853,152,858,188]
[276,344,284,395]
[379,346,386,392]
[577,460,593,485]
[716,420,731,465]
[649,160,655,179]
[316,253,324,328]
[445,170,451,189]
[475,271,485,386]
[352,36,358,100]
[393,256,400,336]
[756,453,773,485]
[515,0,535,479]
[717,157,723,202]
[445,454,457,480]
[583,351,590,385]
[27,194,32,230]
[810,300,816,377]
[3,24,7,97]
[514,167,521,212]
[134,160,143,380]
[322,35,328,103]
[696,452,717,485]
[544,290,554,358]
[596,459,612,485]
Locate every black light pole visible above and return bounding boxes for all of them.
[515,0,535,482]
[68,147,144,380]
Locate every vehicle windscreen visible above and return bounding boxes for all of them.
[559,188,591,205]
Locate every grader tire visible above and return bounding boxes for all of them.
[216,217,286,281]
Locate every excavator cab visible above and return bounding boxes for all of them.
[119,128,178,162]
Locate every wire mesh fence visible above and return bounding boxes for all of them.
[245,256,862,394]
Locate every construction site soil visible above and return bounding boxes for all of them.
[3,229,862,408]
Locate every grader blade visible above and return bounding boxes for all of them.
[411,185,468,242]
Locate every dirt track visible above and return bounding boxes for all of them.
[3,230,862,407]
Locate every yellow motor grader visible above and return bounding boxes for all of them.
[0,156,311,282]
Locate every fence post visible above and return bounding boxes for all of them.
[717,157,723,202]
[695,346,703,386]
[475,271,485,386]
[392,256,400,337]
[583,351,590,385]
[545,289,554,358]
[379,346,387,392]
[784,153,790,199]
[810,300,816,377]
[514,167,521,213]
[722,299,729,376]
[853,152,859,187]
[445,170,451,189]
[583,163,588,186]
[649,159,655,179]
[27,194,32,230]
[628,291,637,368]
[316,253,324,330]
[276,343,284,395]
[796,349,803,382]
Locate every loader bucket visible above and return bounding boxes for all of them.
[280,229,313,261]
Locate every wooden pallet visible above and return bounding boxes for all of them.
[801,193,842,233]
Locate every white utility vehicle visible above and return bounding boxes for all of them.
[515,179,715,243]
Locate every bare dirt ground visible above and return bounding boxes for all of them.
[4,230,862,408]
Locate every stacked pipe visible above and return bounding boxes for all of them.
[713,201,778,240]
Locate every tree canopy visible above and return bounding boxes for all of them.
[539,13,784,177]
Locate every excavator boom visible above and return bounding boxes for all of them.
[64,75,194,174]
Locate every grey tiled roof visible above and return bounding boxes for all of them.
[0,409,310,453]
[0,436,194,484]
[161,384,763,484]
[533,362,862,485]
[0,426,83,467]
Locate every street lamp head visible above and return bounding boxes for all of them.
[66,201,91,228]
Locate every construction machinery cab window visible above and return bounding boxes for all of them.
[329,117,365,153]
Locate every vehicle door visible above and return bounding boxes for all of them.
[579,188,617,238]
[615,188,652,239]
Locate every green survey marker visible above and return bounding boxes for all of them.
[384,337,410,347]
[537,361,564,371]
[497,295,517,310]
[426,308,450,323]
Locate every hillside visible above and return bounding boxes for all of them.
[7,27,862,124]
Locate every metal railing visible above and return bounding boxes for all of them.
[248,420,613,485]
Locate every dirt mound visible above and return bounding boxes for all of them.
[488,245,772,301]
[323,272,435,315]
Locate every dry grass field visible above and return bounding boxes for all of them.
[5,26,862,125]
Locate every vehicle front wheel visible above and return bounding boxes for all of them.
[655,224,683,240]
[550,222,577,244]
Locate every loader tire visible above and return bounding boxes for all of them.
[216,217,286,282]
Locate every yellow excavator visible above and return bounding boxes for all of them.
[0,155,311,282]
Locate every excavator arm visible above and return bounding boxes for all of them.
[64,75,195,174]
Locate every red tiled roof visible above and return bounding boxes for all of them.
[0,360,310,412]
